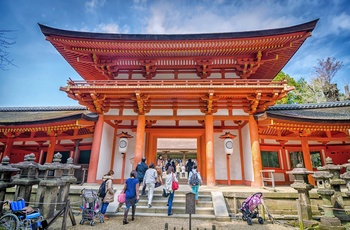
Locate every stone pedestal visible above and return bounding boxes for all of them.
[11,153,40,202]
[36,153,66,219]
[313,164,345,229]
[0,156,20,213]
[57,157,80,210]
[286,164,314,220]
[340,159,350,197]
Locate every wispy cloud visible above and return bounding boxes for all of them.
[92,23,129,34]
[85,0,106,12]
[143,1,302,34]
[331,13,350,34]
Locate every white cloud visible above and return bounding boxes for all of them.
[142,0,302,34]
[95,23,120,33]
[332,12,350,33]
[85,0,106,12]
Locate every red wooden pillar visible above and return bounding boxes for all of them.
[205,114,215,186]
[226,154,231,185]
[121,153,126,184]
[87,114,104,183]
[46,135,56,163]
[249,114,263,187]
[110,126,118,170]
[301,137,315,185]
[3,139,14,159]
[238,126,245,182]
[134,114,145,167]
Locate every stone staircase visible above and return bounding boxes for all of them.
[114,189,217,219]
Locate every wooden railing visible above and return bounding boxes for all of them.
[66,79,288,88]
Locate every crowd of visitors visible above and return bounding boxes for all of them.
[101,156,201,225]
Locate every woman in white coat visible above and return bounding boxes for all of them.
[164,165,178,216]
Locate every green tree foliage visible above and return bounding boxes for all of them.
[273,71,303,104]
[274,57,347,104]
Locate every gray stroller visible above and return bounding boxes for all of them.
[79,188,104,226]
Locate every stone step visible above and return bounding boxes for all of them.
[139,189,212,196]
[139,194,212,202]
[111,212,217,220]
[131,205,215,215]
[137,199,213,208]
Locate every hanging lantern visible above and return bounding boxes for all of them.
[219,132,237,155]
[224,138,234,154]
[116,132,133,154]
[119,138,128,153]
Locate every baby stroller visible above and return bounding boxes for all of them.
[240,192,264,225]
[79,188,104,226]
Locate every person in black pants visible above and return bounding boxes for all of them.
[136,157,148,195]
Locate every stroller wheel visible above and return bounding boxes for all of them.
[79,220,84,225]
[90,221,95,226]
[258,217,264,224]
[242,216,247,221]
[247,217,252,225]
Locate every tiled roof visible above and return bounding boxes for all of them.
[268,101,350,110]
[0,106,98,125]
[266,101,350,123]
[0,106,86,112]
[39,19,318,40]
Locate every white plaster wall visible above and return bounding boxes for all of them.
[215,109,229,115]
[242,123,253,182]
[104,109,119,115]
[147,109,173,116]
[177,109,202,115]
[97,123,115,180]
[80,137,93,144]
[214,130,242,180]
[98,126,139,181]
[117,129,137,178]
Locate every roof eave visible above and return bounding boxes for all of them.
[38,19,319,41]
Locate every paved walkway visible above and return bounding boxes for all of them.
[48,184,302,229]
[52,215,299,230]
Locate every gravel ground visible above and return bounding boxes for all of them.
[49,216,299,230]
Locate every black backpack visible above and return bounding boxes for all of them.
[98,179,108,198]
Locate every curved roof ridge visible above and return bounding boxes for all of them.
[268,100,350,110]
[39,19,319,41]
[0,106,87,112]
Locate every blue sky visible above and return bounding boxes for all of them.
[0,0,349,107]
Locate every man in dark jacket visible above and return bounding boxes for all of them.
[136,157,148,195]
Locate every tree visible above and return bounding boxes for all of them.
[273,71,304,104]
[312,57,343,102]
[0,30,16,70]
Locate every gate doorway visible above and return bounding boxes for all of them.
[145,129,207,183]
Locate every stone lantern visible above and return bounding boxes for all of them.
[313,165,345,229]
[340,159,350,197]
[56,157,81,210]
[0,156,20,213]
[286,164,314,220]
[36,152,66,219]
[321,157,347,221]
[11,153,40,202]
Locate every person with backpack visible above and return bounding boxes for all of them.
[188,165,202,204]
[99,170,114,220]
[136,157,148,196]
